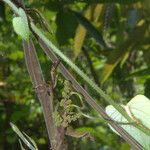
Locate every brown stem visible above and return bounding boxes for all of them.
[55,127,67,150]
[11,0,25,8]
[38,38,143,150]
[23,39,57,149]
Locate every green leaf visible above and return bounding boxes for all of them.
[12,8,30,41]
[74,6,93,59]
[23,132,38,150]
[106,95,150,150]
[19,140,26,150]
[73,10,106,48]
[128,68,150,79]
[27,8,51,33]
[10,122,37,150]
[101,23,148,83]
[56,9,78,45]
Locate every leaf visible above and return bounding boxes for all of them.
[56,9,78,45]
[19,140,26,150]
[10,122,37,150]
[26,8,51,33]
[18,8,28,26]
[106,95,150,150]
[13,17,29,40]
[74,4,103,59]
[127,68,150,79]
[72,10,106,48]
[74,6,93,59]
[101,23,148,83]
[23,132,38,150]
[120,51,130,68]
[12,8,30,41]
[93,4,103,23]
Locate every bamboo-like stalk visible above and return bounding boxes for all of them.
[23,39,57,149]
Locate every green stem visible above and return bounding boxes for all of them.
[30,23,150,136]
[3,0,19,14]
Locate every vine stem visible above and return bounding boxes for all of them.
[30,22,150,136]
[38,38,143,150]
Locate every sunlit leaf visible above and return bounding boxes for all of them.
[106,95,150,150]
[10,122,37,150]
[74,6,93,59]
[72,10,106,48]
[101,24,148,83]
[19,140,26,150]
[12,8,30,41]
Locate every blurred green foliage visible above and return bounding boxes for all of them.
[0,0,150,149]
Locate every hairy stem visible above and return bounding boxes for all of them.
[31,22,150,137]
[38,38,143,150]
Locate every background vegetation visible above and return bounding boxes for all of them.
[0,0,150,149]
